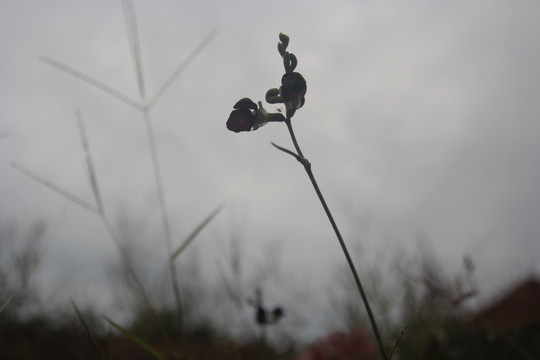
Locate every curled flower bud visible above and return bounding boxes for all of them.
[265,88,283,104]
[279,33,289,49]
[227,108,254,133]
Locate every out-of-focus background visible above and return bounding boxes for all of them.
[1,1,540,359]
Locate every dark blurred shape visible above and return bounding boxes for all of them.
[417,277,540,360]
[473,277,540,331]
[272,306,284,320]
[248,288,285,326]
[256,306,267,325]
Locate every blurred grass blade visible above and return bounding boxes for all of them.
[122,0,146,99]
[104,317,167,360]
[171,204,224,261]
[71,301,106,360]
[0,294,15,315]
[12,161,100,215]
[39,56,143,111]
[76,111,104,214]
[147,28,218,109]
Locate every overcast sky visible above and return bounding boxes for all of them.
[1,0,540,343]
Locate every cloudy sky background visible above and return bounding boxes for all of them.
[2,0,540,343]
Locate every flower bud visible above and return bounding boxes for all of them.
[265,88,283,104]
[288,53,298,72]
[277,42,286,57]
[279,33,289,49]
[283,53,291,72]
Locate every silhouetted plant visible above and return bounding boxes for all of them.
[226,33,388,359]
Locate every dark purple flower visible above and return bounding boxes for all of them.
[227,108,254,133]
[281,72,307,103]
[227,98,286,133]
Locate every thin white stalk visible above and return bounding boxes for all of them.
[142,109,183,316]
[76,113,164,329]
[121,0,184,319]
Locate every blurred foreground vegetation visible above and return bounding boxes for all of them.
[1,220,539,360]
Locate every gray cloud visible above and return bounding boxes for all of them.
[1,0,540,341]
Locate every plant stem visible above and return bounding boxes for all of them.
[284,118,388,360]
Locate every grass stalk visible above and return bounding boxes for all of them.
[37,0,217,334]
[142,108,183,326]
[77,111,173,342]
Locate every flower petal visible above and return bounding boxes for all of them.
[226,108,254,133]
[233,98,258,111]
[281,72,307,102]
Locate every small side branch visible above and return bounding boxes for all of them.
[271,142,310,167]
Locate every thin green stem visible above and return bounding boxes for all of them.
[283,118,388,360]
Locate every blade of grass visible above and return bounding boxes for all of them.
[39,56,143,111]
[120,0,184,319]
[0,293,15,315]
[77,110,104,214]
[75,112,154,311]
[11,161,100,215]
[71,301,106,360]
[146,28,218,109]
[171,204,225,261]
[104,317,168,360]
[122,0,146,99]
